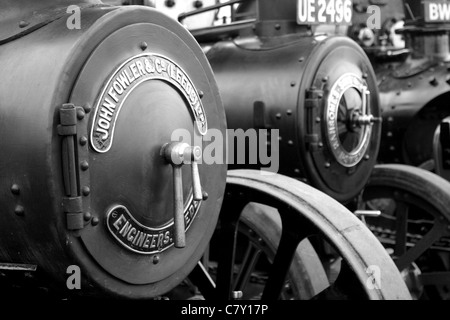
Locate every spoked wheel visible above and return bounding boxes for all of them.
[188,170,411,300]
[362,164,450,299]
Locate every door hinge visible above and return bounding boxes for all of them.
[58,103,91,231]
[305,89,323,152]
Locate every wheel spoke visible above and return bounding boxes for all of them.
[396,222,448,271]
[261,230,303,300]
[394,202,409,257]
[233,242,262,292]
[214,194,248,300]
[188,261,216,300]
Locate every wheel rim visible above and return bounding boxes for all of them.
[187,170,411,300]
[362,164,450,299]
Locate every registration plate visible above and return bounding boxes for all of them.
[424,0,450,23]
[297,0,353,25]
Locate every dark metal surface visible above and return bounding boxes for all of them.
[0,2,226,298]
[206,33,381,203]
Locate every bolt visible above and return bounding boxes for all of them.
[276,113,282,119]
[19,21,29,28]
[325,162,331,168]
[193,0,203,9]
[299,57,305,62]
[82,186,91,196]
[290,81,296,87]
[79,136,88,146]
[77,109,85,120]
[389,146,396,151]
[407,82,412,88]
[153,255,160,264]
[387,132,393,137]
[287,109,293,116]
[140,41,148,51]
[83,103,92,114]
[364,155,370,161]
[15,205,24,216]
[165,0,175,7]
[388,117,394,123]
[84,212,92,221]
[198,91,204,98]
[275,23,281,30]
[315,117,321,123]
[288,140,294,146]
[318,142,324,148]
[322,77,328,83]
[11,184,20,195]
[202,191,209,201]
[232,291,243,299]
[362,73,368,79]
[430,77,439,87]
[91,217,99,226]
[80,161,89,171]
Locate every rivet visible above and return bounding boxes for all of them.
[290,81,296,87]
[364,155,370,161]
[389,146,396,151]
[11,184,20,195]
[407,82,412,88]
[294,169,301,174]
[430,77,439,87]
[276,113,282,119]
[153,255,160,264]
[83,103,92,114]
[15,205,25,216]
[140,41,148,51]
[278,136,283,141]
[446,75,450,85]
[287,109,293,116]
[91,217,99,226]
[387,132,393,137]
[318,142,324,148]
[19,21,29,28]
[77,109,85,120]
[84,212,92,221]
[288,140,294,146]
[391,105,396,110]
[198,91,204,98]
[362,73,368,79]
[275,23,281,30]
[80,161,89,171]
[388,117,394,123]
[315,117,321,123]
[79,136,88,146]
[202,191,209,201]
[325,162,331,168]
[318,94,323,99]
[82,186,91,196]
[299,57,305,62]
[396,91,402,96]
[322,77,328,83]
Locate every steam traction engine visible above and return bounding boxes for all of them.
[0,0,411,300]
[183,0,450,299]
